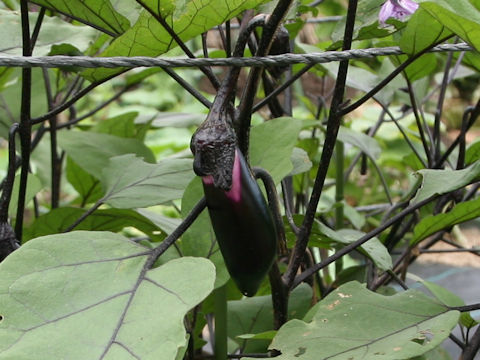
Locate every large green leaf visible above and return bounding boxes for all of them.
[228,283,313,353]
[421,0,480,50]
[268,282,459,360]
[84,0,270,81]
[412,161,480,203]
[411,197,480,245]
[250,117,303,184]
[400,8,451,55]
[23,208,160,241]
[57,130,156,178]
[0,231,215,359]
[100,154,194,208]
[29,0,131,36]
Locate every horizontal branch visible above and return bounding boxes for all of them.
[0,43,472,69]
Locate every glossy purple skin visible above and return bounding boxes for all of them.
[202,150,277,296]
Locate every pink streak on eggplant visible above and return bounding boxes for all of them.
[202,149,277,296]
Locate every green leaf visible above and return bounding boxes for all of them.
[180,177,229,288]
[250,117,303,183]
[236,330,277,341]
[8,174,42,217]
[465,140,480,165]
[411,346,452,360]
[92,111,140,138]
[228,283,313,353]
[84,0,270,81]
[400,8,452,55]
[289,147,313,176]
[23,208,160,241]
[412,161,480,203]
[57,130,155,178]
[136,209,181,235]
[29,0,131,36]
[0,9,98,56]
[312,220,392,271]
[269,282,459,360]
[392,53,438,82]
[421,0,480,50]
[0,69,48,139]
[411,197,480,245]
[337,126,381,160]
[66,157,104,206]
[100,154,194,208]
[409,275,478,329]
[0,231,215,359]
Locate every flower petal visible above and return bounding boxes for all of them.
[379,0,394,24]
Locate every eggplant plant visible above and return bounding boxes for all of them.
[0,0,479,360]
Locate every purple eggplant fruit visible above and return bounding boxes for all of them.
[190,59,277,296]
[200,149,277,296]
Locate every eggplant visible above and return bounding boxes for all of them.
[201,149,277,296]
[190,64,277,296]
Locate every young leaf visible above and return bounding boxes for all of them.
[411,197,480,245]
[99,154,194,208]
[250,117,303,184]
[269,282,459,360]
[412,161,480,203]
[0,231,215,359]
[28,0,131,36]
[57,131,156,177]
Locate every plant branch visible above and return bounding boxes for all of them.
[31,73,122,124]
[462,325,480,360]
[51,85,134,130]
[292,195,435,288]
[283,0,358,288]
[148,198,207,265]
[63,200,103,232]
[253,168,289,328]
[436,99,480,167]
[339,36,453,117]
[42,68,61,208]
[15,0,33,240]
[0,124,19,222]
[405,78,432,166]
[237,0,294,156]
[434,50,454,164]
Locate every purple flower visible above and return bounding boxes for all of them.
[379,0,419,25]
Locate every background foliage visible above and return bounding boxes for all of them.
[0,0,479,359]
